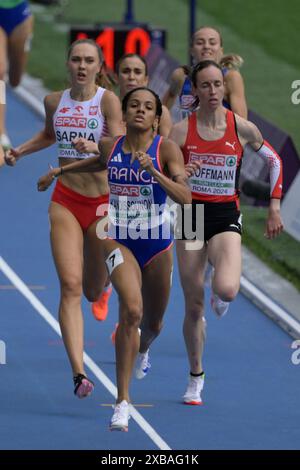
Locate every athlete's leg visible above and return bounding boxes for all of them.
[49,202,85,376]
[0,143,4,166]
[139,248,173,353]
[82,218,108,302]
[103,240,143,403]
[7,15,33,87]
[207,232,242,302]
[176,240,207,374]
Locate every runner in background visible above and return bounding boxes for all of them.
[4,39,124,398]
[163,26,247,119]
[170,60,283,406]
[0,0,34,149]
[116,53,172,136]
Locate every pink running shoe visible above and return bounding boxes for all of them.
[73,374,94,399]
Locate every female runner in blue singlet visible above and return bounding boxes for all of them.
[37,87,192,432]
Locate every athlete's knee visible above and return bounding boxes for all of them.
[83,285,101,303]
[215,282,239,302]
[122,300,143,328]
[144,318,164,337]
[60,276,82,299]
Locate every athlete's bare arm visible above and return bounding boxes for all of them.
[235,114,283,239]
[169,118,188,148]
[162,67,186,110]
[101,90,124,136]
[158,105,173,137]
[5,93,58,163]
[37,137,115,191]
[225,70,247,119]
[235,115,263,149]
[5,92,60,166]
[169,118,200,177]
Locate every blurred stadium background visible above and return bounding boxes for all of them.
[26,0,300,290]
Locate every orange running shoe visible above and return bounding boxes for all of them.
[110,323,119,345]
[91,286,113,321]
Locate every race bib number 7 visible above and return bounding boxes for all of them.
[105,248,124,275]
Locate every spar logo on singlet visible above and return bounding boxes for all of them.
[110,184,152,197]
[189,153,237,196]
[109,183,154,228]
[55,116,87,128]
[110,184,140,197]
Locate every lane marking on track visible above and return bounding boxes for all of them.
[0,255,171,450]
[240,275,300,338]
[0,284,46,290]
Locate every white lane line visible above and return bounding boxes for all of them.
[240,275,300,338]
[0,255,171,450]
[13,84,45,118]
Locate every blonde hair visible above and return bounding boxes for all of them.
[220,54,244,70]
[96,62,117,90]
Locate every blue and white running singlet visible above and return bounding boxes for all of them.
[107,135,173,268]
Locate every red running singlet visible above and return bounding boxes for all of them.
[182,110,244,204]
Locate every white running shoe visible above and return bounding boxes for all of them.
[135,349,151,379]
[210,292,229,317]
[183,374,205,405]
[0,133,12,151]
[109,400,130,432]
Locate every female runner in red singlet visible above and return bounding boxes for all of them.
[170,60,283,406]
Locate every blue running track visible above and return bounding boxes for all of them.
[0,90,299,450]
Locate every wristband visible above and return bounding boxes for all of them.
[54,167,63,178]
